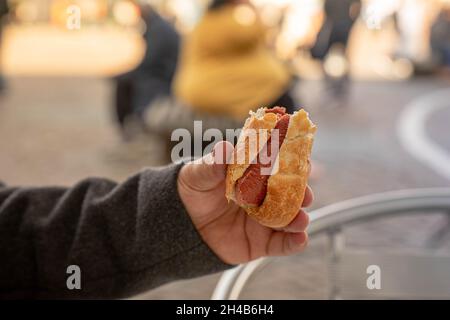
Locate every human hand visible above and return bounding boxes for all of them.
[178,141,313,265]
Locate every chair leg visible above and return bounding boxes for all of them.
[327,227,345,300]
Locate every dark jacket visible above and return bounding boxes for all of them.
[0,164,231,299]
[118,8,180,113]
[139,8,180,83]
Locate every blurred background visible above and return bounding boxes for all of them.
[0,0,450,299]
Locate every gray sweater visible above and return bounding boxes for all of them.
[0,164,232,299]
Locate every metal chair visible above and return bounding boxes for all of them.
[212,188,450,299]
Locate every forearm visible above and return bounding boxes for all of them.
[0,164,231,299]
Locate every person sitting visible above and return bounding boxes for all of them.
[113,4,180,140]
[172,0,296,121]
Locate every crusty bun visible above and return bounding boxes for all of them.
[226,107,316,228]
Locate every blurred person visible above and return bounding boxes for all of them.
[173,0,296,121]
[113,3,180,140]
[0,0,8,92]
[0,141,312,299]
[430,6,450,71]
[392,0,437,72]
[311,0,361,104]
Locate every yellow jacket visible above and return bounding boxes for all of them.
[173,5,290,120]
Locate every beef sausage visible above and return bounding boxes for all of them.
[235,112,290,207]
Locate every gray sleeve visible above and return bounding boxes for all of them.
[0,164,232,299]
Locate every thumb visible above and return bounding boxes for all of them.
[182,141,234,191]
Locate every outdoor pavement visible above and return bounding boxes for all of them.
[428,101,450,150]
[1,75,449,299]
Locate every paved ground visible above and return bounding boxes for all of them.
[428,103,450,151]
[1,76,449,299]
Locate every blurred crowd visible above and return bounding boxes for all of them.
[0,0,449,157]
[107,0,450,153]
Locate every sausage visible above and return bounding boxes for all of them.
[235,113,290,207]
[265,106,286,116]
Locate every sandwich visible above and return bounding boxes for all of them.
[225,106,316,228]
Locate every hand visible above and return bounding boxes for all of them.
[178,141,313,265]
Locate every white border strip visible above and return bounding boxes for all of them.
[398,89,450,181]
